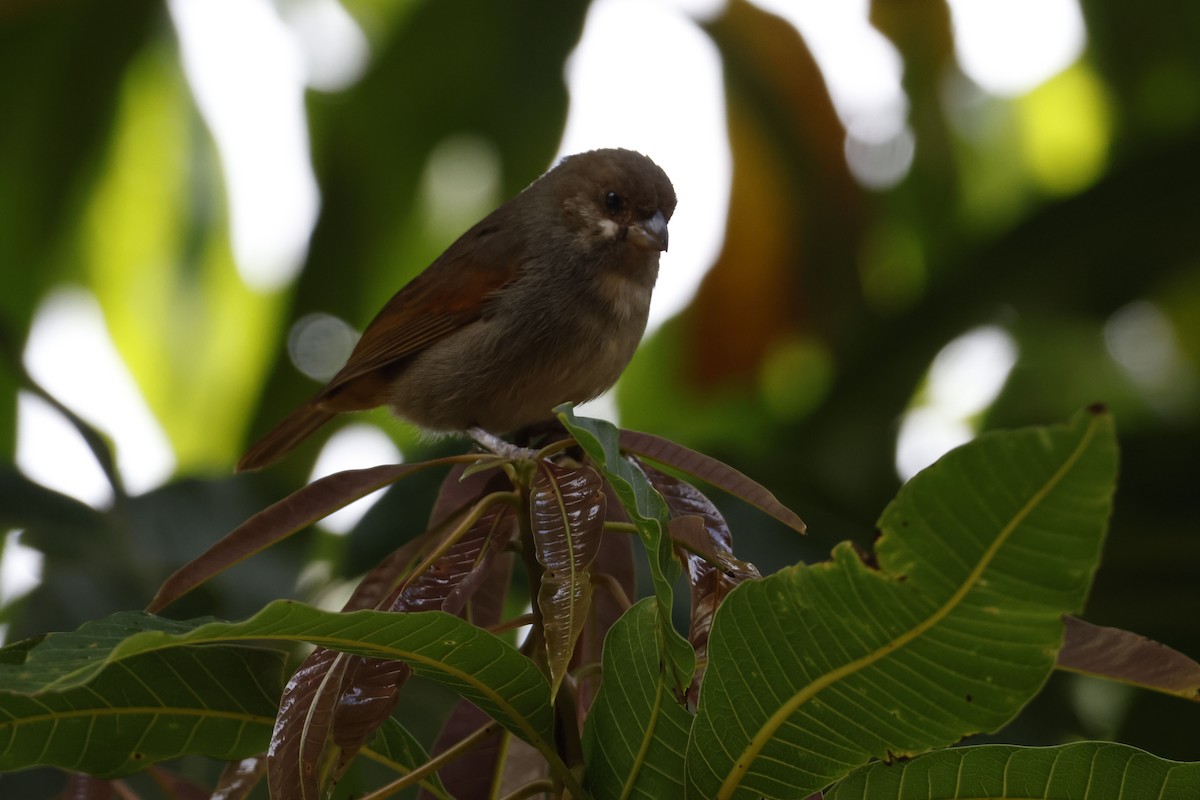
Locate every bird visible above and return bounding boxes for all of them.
[237,148,676,472]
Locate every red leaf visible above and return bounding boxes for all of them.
[148,457,467,612]
[619,429,806,535]
[639,462,757,705]
[327,501,517,777]
[1057,616,1200,700]
[60,774,113,800]
[530,462,606,697]
[268,486,517,799]
[268,645,349,799]
[571,496,636,719]
[212,755,268,800]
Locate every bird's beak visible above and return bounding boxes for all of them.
[629,209,669,252]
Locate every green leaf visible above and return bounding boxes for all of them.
[187,602,555,755]
[557,406,695,693]
[0,635,284,777]
[583,599,694,800]
[826,742,1200,799]
[686,408,1118,799]
[0,600,559,784]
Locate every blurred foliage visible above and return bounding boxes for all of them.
[1,0,1198,794]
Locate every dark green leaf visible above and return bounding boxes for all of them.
[687,408,1118,799]
[0,640,284,777]
[827,742,1200,799]
[557,407,695,694]
[583,599,693,799]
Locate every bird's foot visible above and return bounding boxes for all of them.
[468,427,539,461]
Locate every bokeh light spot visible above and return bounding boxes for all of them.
[758,337,835,422]
[896,326,1017,480]
[19,288,175,505]
[288,313,359,381]
[1105,300,1198,414]
[947,0,1086,97]
[421,135,504,243]
[309,424,403,535]
[1016,65,1111,195]
[169,0,320,290]
[845,125,916,191]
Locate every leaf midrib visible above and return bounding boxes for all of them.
[715,414,1102,800]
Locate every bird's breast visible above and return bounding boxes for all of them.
[593,262,656,324]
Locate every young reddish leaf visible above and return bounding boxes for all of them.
[383,500,517,616]
[619,429,806,535]
[668,515,760,582]
[644,463,734,552]
[1057,616,1200,700]
[642,463,760,705]
[335,501,516,703]
[329,502,517,779]
[269,495,518,799]
[463,552,514,629]
[148,458,468,612]
[344,526,445,612]
[345,467,513,612]
[266,533,443,800]
[572,497,637,719]
[426,464,516,628]
[530,462,606,698]
[213,755,267,800]
[268,646,350,800]
[61,774,114,799]
[428,462,511,528]
[688,567,735,706]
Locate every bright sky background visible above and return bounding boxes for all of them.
[4,0,1091,612]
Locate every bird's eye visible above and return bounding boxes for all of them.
[605,191,624,214]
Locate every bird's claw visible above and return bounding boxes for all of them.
[468,427,539,461]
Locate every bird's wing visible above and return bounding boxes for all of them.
[318,242,521,401]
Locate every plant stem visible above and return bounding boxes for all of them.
[498,778,557,800]
[358,722,501,800]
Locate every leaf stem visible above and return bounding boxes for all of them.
[358,721,502,800]
[489,612,537,635]
[591,573,633,612]
[498,778,557,800]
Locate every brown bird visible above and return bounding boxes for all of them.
[237,148,676,472]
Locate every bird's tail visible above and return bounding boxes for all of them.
[236,402,337,472]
